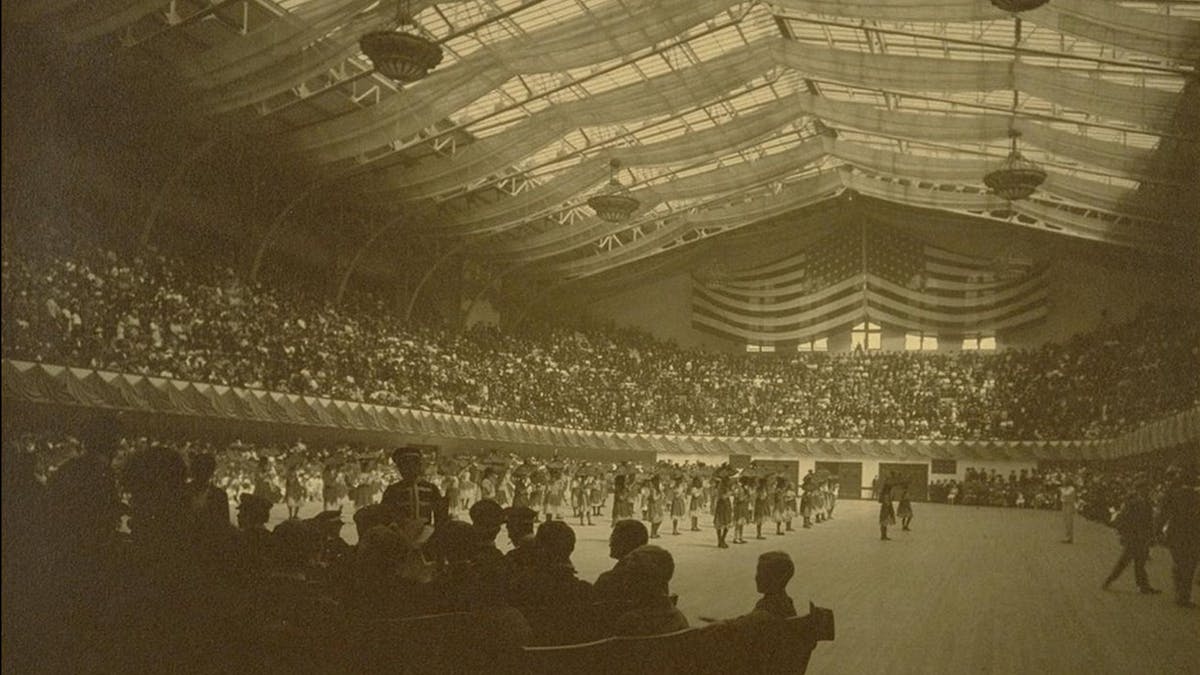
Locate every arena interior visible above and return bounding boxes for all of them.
[2,1,1200,673]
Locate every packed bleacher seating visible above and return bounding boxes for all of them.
[4,236,1198,441]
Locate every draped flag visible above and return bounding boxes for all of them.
[691,224,1048,344]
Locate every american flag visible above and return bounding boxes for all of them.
[692,223,1047,345]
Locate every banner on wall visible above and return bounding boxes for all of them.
[3,360,1196,461]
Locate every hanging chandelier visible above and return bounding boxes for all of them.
[985,131,1046,201]
[359,0,443,84]
[990,0,1050,12]
[587,159,640,223]
[984,17,1046,201]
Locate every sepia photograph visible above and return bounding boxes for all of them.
[2,0,1198,673]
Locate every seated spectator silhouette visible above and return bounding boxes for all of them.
[187,452,231,532]
[593,519,649,604]
[702,551,797,625]
[469,499,506,566]
[122,444,191,555]
[44,423,125,558]
[426,520,485,613]
[235,493,275,579]
[503,505,539,570]
[611,545,689,636]
[515,520,593,608]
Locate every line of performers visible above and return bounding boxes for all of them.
[606,469,840,549]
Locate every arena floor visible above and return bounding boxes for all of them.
[273,499,1200,674]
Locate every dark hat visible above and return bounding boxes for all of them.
[469,499,505,528]
[503,505,538,525]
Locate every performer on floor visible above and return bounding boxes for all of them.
[669,477,687,536]
[612,474,634,527]
[1059,479,1077,544]
[544,470,565,522]
[800,477,815,529]
[772,477,788,536]
[1102,480,1161,594]
[713,478,733,548]
[754,478,771,540]
[879,479,896,541]
[590,473,606,517]
[688,477,704,532]
[646,475,665,539]
[732,479,751,544]
[897,483,914,532]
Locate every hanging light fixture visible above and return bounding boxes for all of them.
[360,0,443,84]
[984,17,1046,201]
[985,130,1046,200]
[990,0,1050,12]
[587,159,640,223]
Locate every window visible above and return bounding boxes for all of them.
[905,332,938,351]
[962,335,998,351]
[745,344,775,353]
[851,322,881,351]
[797,337,828,352]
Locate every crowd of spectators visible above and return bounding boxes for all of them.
[3,236,1196,441]
[2,430,807,672]
[929,463,1181,525]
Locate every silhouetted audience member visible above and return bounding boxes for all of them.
[611,545,689,636]
[235,493,275,578]
[187,452,231,531]
[512,521,593,608]
[469,499,506,566]
[593,519,650,603]
[503,505,539,571]
[743,551,797,620]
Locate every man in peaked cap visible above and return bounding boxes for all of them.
[382,446,448,528]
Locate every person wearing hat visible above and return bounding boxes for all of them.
[1157,465,1200,608]
[1103,479,1161,595]
[381,446,448,529]
[610,545,688,636]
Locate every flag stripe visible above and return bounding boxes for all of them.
[691,223,1049,343]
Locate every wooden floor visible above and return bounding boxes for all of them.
[275,499,1200,674]
[567,500,1200,675]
